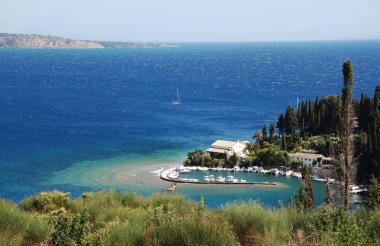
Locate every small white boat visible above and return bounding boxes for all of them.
[204,176,210,182]
[285,170,293,176]
[292,172,302,178]
[226,176,234,182]
[176,166,191,174]
[166,183,176,192]
[349,185,364,194]
[240,179,247,183]
[209,175,215,182]
[197,167,208,171]
[216,176,225,182]
[168,171,179,179]
[172,87,181,105]
[270,168,279,175]
[233,166,240,172]
[247,167,253,172]
[314,178,326,182]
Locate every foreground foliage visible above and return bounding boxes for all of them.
[0,190,379,245]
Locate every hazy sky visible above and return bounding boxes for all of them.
[1,0,380,42]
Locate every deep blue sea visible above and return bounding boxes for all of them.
[1,41,380,208]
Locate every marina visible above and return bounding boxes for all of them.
[160,167,276,186]
[158,165,368,195]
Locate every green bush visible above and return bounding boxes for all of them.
[21,191,71,213]
[309,206,368,246]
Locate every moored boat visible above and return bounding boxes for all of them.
[292,172,302,178]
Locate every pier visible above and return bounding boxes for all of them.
[160,167,277,186]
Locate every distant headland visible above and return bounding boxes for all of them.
[0,33,177,49]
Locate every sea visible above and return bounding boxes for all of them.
[1,41,380,208]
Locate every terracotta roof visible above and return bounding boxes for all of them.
[206,148,228,154]
[288,152,323,159]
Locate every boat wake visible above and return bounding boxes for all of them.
[149,167,164,175]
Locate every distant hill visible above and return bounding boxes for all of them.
[0,33,176,48]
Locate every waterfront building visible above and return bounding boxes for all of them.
[288,150,323,167]
[206,140,249,159]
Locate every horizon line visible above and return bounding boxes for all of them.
[2,32,380,44]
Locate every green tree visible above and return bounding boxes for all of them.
[364,175,380,209]
[277,113,285,135]
[281,134,287,151]
[339,60,355,211]
[254,130,262,147]
[269,122,275,143]
[285,105,298,136]
[262,123,268,141]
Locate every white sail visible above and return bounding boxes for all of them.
[172,87,181,105]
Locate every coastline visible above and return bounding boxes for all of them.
[160,167,277,186]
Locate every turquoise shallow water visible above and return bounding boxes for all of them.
[0,42,379,207]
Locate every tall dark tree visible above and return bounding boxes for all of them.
[295,166,314,211]
[262,124,268,141]
[254,130,262,147]
[339,60,355,211]
[281,134,287,151]
[364,175,380,209]
[269,122,275,143]
[285,105,298,136]
[277,113,285,135]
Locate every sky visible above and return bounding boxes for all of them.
[1,0,380,42]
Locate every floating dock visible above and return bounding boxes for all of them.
[160,167,277,186]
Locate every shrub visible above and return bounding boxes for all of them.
[309,206,368,246]
[21,191,71,213]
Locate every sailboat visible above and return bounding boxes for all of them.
[172,88,181,105]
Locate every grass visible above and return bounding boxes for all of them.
[0,190,379,245]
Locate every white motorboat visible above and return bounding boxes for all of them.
[285,170,293,176]
[168,171,179,179]
[204,176,211,182]
[292,172,302,178]
[216,176,225,182]
[176,166,191,174]
[270,168,279,175]
[349,185,364,194]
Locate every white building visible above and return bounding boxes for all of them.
[206,140,249,159]
[288,151,323,167]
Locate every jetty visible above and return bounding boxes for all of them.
[160,167,276,186]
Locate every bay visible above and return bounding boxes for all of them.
[0,41,379,207]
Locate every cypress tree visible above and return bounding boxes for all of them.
[269,122,275,143]
[277,113,285,135]
[339,60,355,211]
[262,123,268,141]
[325,178,333,207]
[281,134,287,151]
[254,130,262,147]
[285,105,298,136]
[364,175,380,209]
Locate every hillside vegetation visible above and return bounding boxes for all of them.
[0,190,379,246]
